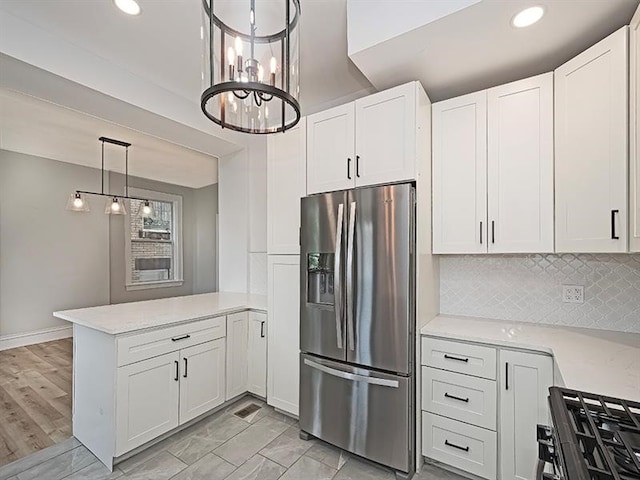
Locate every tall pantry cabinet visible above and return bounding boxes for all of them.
[631,8,640,252]
[266,118,306,416]
[555,26,629,253]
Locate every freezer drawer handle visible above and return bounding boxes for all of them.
[444,392,469,403]
[444,440,469,452]
[443,354,469,363]
[334,203,345,350]
[304,359,399,388]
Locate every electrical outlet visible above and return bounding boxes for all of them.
[562,285,584,304]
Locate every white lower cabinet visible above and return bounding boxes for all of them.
[180,339,226,424]
[267,255,300,416]
[115,351,180,456]
[248,312,267,397]
[500,350,553,480]
[226,312,249,400]
[422,412,497,480]
[421,336,553,480]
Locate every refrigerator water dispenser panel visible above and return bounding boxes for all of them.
[307,253,335,305]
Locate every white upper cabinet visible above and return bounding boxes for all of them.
[433,73,554,255]
[307,81,425,195]
[487,73,554,253]
[355,82,417,186]
[555,26,629,253]
[631,7,640,252]
[432,91,488,254]
[307,103,356,194]
[267,117,307,255]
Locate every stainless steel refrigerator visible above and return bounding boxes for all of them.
[299,183,415,480]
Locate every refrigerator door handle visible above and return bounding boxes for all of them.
[346,201,357,351]
[303,358,399,388]
[334,203,345,349]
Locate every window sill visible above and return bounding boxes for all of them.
[125,280,184,291]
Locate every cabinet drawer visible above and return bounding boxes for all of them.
[422,412,497,480]
[422,337,496,380]
[422,367,496,430]
[117,316,226,366]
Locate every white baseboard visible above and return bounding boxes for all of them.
[0,325,72,351]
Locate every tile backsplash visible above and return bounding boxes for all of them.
[440,254,640,333]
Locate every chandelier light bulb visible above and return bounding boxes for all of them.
[111,199,121,212]
[270,57,277,74]
[228,47,235,66]
[235,36,243,56]
[258,65,264,82]
[73,196,84,208]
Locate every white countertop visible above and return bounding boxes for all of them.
[54,292,267,335]
[421,315,640,402]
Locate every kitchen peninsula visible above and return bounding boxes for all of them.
[53,292,267,470]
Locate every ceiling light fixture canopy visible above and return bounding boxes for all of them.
[200,0,301,134]
[512,6,545,28]
[66,137,153,216]
[114,0,141,16]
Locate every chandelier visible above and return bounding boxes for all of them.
[200,0,301,134]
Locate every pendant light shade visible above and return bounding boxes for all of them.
[105,197,127,215]
[66,192,91,212]
[139,200,154,218]
[200,0,301,134]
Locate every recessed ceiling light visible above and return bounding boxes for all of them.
[114,0,141,16]
[512,6,545,28]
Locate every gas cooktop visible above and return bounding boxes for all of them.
[545,387,640,480]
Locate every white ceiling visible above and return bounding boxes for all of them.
[0,89,218,189]
[349,0,640,102]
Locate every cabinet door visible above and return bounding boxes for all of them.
[115,351,179,456]
[355,82,416,186]
[631,7,640,252]
[248,312,267,398]
[267,255,300,416]
[225,312,248,400]
[267,117,307,255]
[555,27,628,253]
[500,350,553,480]
[179,338,226,424]
[432,91,488,254]
[488,73,554,253]
[307,103,355,194]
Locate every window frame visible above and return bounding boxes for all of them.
[124,188,184,291]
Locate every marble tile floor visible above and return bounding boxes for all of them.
[0,396,466,480]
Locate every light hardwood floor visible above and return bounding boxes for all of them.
[0,338,72,467]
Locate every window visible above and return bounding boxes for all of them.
[125,188,183,290]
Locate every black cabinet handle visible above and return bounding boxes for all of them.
[347,158,352,179]
[480,221,483,244]
[171,334,191,342]
[261,321,265,338]
[444,354,469,363]
[174,360,179,381]
[611,210,619,240]
[506,362,509,390]
[445,440,469,452]
[183,358,188,378]
[444,392,469,403]
[491,221,495,244]
[356,155,360,178]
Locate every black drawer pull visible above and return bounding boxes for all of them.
[444,354,469,363]
[445,440,469,452]
[171,334,191,342]
[444,392,469,403]
[261,321,266,338]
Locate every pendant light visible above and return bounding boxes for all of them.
[67,137,153,215]
[200,0,301,134]
[65,192,91,212]
[139,200,154,218]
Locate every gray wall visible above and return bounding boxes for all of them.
[0,150,110,336]
[0,149,218,337]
